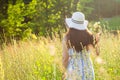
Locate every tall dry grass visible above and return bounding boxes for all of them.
[0,33,120,80]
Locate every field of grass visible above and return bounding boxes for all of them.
[0,32,120,80]
[0,37,63,80]
[101,16,120,30]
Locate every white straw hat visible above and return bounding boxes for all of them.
[65,12,88,30]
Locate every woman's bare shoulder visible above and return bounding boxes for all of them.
[86,29,93,35]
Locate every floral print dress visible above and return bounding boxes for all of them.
[65,48,95,80]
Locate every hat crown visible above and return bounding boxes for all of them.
[72,12,85,21]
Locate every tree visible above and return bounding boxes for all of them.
[0,0,37,43]
[0,0,94,43]
[33,0,93,39]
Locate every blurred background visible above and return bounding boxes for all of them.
[0,0,120,42]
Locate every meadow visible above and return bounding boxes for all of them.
[0,32,120,80]
[0,18,120,80]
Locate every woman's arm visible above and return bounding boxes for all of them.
[62,37,69,69]
[94,33,101,55]
[87,31,101,56]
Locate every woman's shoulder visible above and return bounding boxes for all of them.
[86,29,93,35]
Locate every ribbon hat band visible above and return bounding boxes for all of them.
[71,19,84,24]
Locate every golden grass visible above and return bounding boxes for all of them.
[0,33,120,80]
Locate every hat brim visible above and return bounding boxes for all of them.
[65,18,88,30]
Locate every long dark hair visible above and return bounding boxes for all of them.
[66,28,94,52]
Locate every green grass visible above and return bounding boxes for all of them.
[101,16,120,30]
[0,33,120,80]
[108,16,120,30]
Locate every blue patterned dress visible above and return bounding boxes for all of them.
[66,48,95,80]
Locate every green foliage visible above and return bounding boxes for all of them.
[1,0,120,43]
[0,0,37,42]
[107,16,120,30]
[0,0,94,42]
[77,0,94,17]
[33,0,93,38]
[99,16,120,30]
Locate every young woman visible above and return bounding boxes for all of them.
[62,12,100,80]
